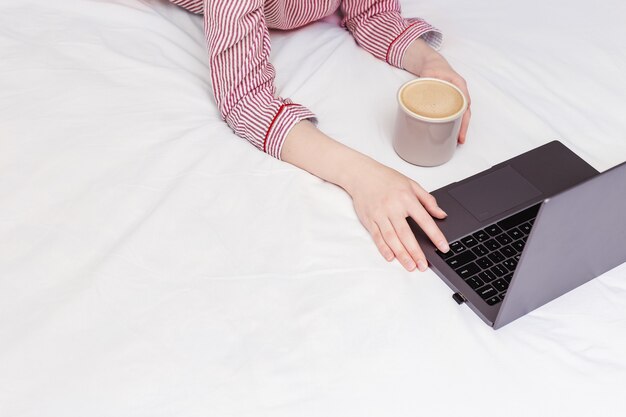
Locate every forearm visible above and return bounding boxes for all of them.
[280,120,374,194]
[281,121,450,272]
[278,41,435,189]
[402,38,433,75]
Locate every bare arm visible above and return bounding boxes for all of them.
[280,40,472,272]
[281,120,450,272]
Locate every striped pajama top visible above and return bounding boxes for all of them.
[169,0,442,159]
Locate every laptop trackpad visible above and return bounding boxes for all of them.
[448,165,542,221]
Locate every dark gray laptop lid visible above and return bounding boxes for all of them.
[494,161,626,329]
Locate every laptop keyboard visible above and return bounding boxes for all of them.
[436,203,541,306]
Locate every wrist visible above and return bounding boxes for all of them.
[281,120,378,194]
[403,38,435,75]
[335,152,373,196]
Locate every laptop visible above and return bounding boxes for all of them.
[409,140,626,329]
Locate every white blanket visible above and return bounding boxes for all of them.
[1,1,625,415]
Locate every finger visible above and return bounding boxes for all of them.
[449,76,471,109]
[431,74,471,144]
[451,76,471,107]
[456,78,471,143]
[391,215,428,272]
[378,218,416,271]
[410,181,447,219]
[458,107,471,144]
[408,203,450,253]
[460,85,471,107]
[368,221,394,262]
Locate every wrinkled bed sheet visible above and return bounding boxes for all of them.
[1,1,626,416]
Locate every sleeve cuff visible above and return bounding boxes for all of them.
[386,18,443,69]
[263,102,317,160]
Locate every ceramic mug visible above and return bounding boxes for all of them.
[393,78,468,167]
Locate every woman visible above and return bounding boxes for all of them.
[170,0,472,272]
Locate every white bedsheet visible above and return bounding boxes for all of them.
[1,0,626,415]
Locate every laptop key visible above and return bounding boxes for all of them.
[488,250,505,264]
[472,244,489,257]
[519,222,532,235]
[507,228,523,240]
[449,241,467,254]
[486,296,501,306]
[478,270,497,283]
[460,235,479,248]
[465,276,484,290]
[476,256,494,269]
[456,262,481,279]
[484,238,501,251]
[473,230,490,242]
[500,245,517,258]
[499,292,507,301]
[511,240,525,252]
[490,264,507,277]
[503,273,513,283]
[485,224,503,236]
[495,233,513,245]
[493,278,509,292]
[477,284,498,300]
[502,258,518,272]
[445,250,477,269]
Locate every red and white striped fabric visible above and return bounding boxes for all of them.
[169,0,442,159]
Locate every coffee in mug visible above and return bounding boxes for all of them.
[393,78,467,166]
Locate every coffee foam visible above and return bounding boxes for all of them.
[401,80,464,119]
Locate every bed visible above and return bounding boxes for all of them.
[1,0,625,415]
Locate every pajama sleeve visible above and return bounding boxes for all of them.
[340,0,443,69]
[203,1,316,159]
